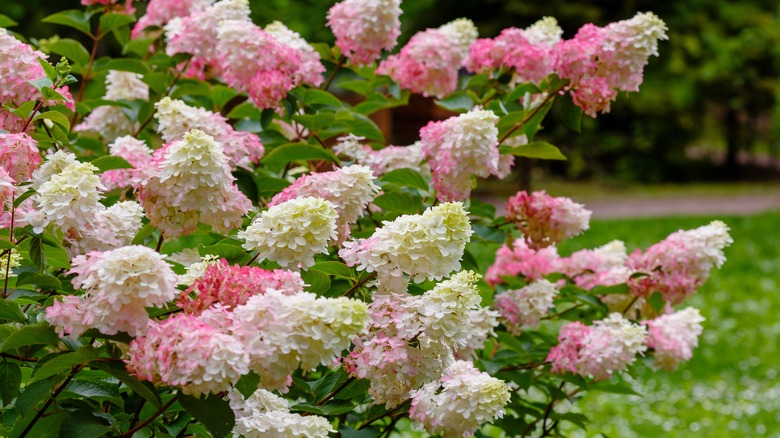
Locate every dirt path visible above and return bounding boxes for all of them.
[581,192,780,219]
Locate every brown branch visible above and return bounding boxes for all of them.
[342,272,377,297]
[541,303,585,321]
[497,80,568,146]
[70,22,104,127]
[317,376,355,406]
[118,394,179,438]
[1,352,39,362]
[19,365,83,438]
[358,399,410,430]
[322,55,345,91]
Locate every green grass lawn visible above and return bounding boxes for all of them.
[553,210,780,437]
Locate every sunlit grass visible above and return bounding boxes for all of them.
[554,211,780,437]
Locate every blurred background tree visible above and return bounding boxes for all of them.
[3,0,779,183]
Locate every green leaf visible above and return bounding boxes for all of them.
[300,269,331,295]
[99,12,135,36]
[293,112,336,133]
[38,59,58,82]
[90,155,134,173]
[499,141,566,160]
[255,176,291,197]
[340,426,380,438]
[262,143,336,165]
[354,92,408,115]
[591,284,629,295]
[16,273,62,290]
[372,191,422,214]
[102,58,150,75]
[123,37,154,57]
[198,243,245,264]
[212,85,239,110]
[333,110,384,142]
[59,410,112,438]
[337,80,374,96]
[302,89,343,107]
[44,244,70,269]
[0,323,58,353]
[31,347,98,384]
[560,93,583,133]
[333,378,370,400]
[179,393,235,438]
[504,83,543,104]
[590,380,641,396]
[291,400,356,416]
[226,102,262,119]
[0,301,26,323]
[435,91,476,113]
[11,101,37,119]
[235,372,261,399]
[0,14,18,27]
[379,168,428,191]
[41,87,69,102]
[49,38,91,66]
[0,361,22,405]
[33,111,71,131]
[648,291,665,313]
[92,363,162,409]
[42,10,92,36]
[314,371,349,401]
[311,261,353,279]
[570,293,608,314]
[23,235,45,268]
[233,168,259,203]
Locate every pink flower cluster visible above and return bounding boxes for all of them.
[419,108,500,201]
[327,0,402,65]
[505,190,591,248]
[378,19,478,98]
[132,0,214,38]
[333,135,427,177]
[555,12,668,116]
[467,17,562,84]
[0,29,73,132]
[177,258,305,314]
[627,220,732,305]
[0,132,40,182]
[485,238,560,286]
[493,279,559,334]
[558,240,630,290]
[46,246,178,338]
[128,289,369,395]
[644,307,705,371]
[547,313,647,380]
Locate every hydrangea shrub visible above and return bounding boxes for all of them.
[0,1,731,437]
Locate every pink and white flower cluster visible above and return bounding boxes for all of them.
[644,307,705,371]
[555,12,668,116]
[155,97,264,168]
[340,202,473,292]
[136,129,251,237]
[346,271,498,408]
[269,165,381,244]
[547,313,647,380]
[505,190,591,248]
[47,245,178,338]
[409,360,511,437]
[0,132,40,183]
[327,0,402,66]
[627,220,732,304]
[486,238,560,286]
[419,108,500,201]
[493,279,559,334]
[100,136,153,191]
[334,135,428,177]
[127,288,369,395]
[378,18,478,98]
[0,28,73,132]
[230,388,334,437]
[467,17,563,85]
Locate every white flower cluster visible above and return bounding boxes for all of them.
[137,129,251,237]
[230,388,334,438]
[239,197,338,269]
[340,202,473,292]
[410,360,511,437]
[75,71,149,140]
[411,271,485,346]
[524,16,564,46]
[494,279,559,334]
[264,20,324,86]
[70,201,145,256]
[230,290,370,389]
[437,18,479,59]
[33,151,104,234]
[270,164,381,244]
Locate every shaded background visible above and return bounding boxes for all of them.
[4,0,780,185]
